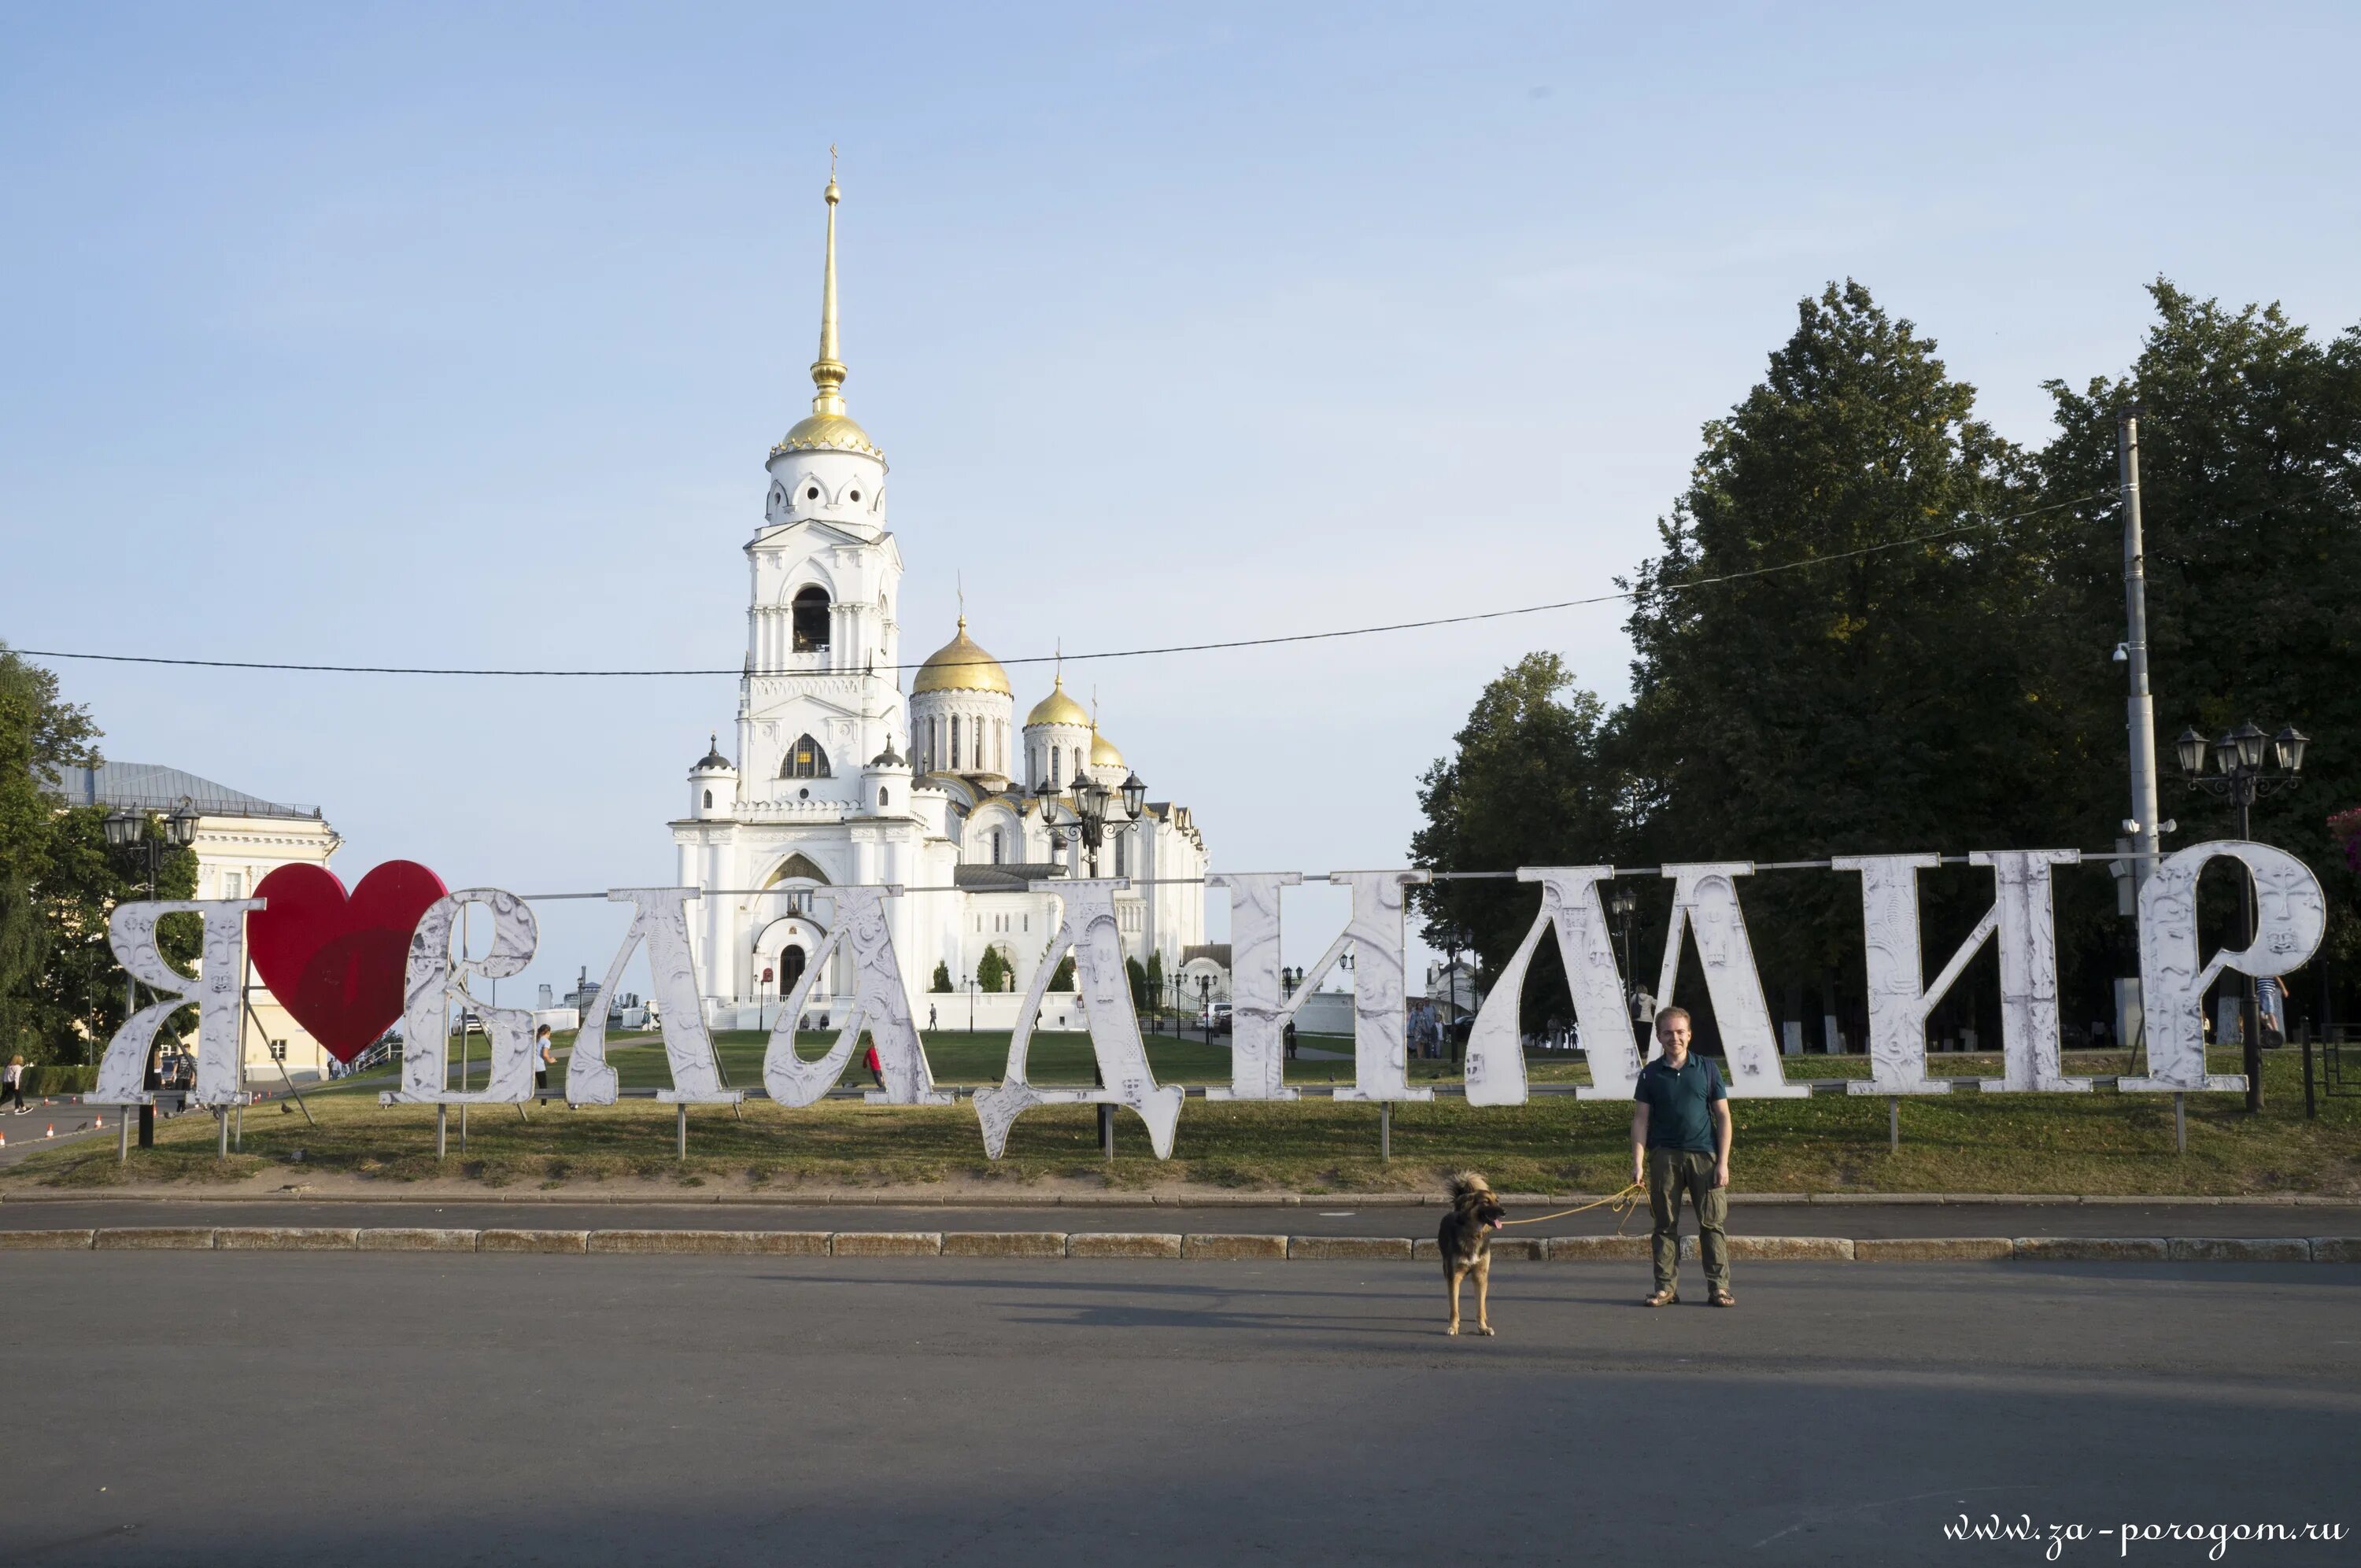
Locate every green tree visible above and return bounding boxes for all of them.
[2034,282,2361,982]
[1126,955,1148,1009]
[1048,955,1075,992]
[1144,949,1164,1009]
[975,946,1007,994]
[1617,281,2064,1005]
[0,645,196,1063]
[930,959,953,994]
[1409,652,1623,1025]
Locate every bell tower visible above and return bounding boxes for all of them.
[736,165,907,800]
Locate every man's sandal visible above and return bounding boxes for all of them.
[1643,1289,1678,1308]
[1709,1289,1737,1308]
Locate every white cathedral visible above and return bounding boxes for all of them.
[671,173,1210,1029]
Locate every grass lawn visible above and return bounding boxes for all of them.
[9,1038,2358,1197]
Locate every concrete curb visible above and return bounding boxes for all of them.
[1855,1237,2015,1262]
[6,1229,2355,1260]
[1288,1236,1411,1261]
[12,1187,2357,1208]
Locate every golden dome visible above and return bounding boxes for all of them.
[911,617,1012,697]
[1026,674,1090,729]
[1089,726,1125,769]
[767,164,886,464]
[771,411,883,461]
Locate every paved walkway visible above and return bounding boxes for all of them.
[0,1253,2351,1565]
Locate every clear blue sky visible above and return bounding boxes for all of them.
[4,3,2357,995]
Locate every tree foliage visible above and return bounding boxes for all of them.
[0,645,197,1064]
[975,945,1008,994]
[1410,279,2361,1039]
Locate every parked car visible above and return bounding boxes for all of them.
[1199,1002,1233,1035]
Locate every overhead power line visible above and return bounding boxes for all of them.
[15,486,2126,680]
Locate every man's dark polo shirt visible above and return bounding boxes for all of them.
[1635,1053,1727,1152]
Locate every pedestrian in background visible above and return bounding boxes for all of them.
[1631,1006,1735,1308]
[2,1055,25,1114]
[535,1024,555,1102]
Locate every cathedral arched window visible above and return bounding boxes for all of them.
[781,734,832,779]
[1115,830,1127,877]
[991,828,1003,865]
[1051,748,1062,789]
[951,715,963,770]
[878,788,889,809]
[791,586,832,651]
[702,789,713,809]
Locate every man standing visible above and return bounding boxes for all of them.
[1631,1006,1735,1308]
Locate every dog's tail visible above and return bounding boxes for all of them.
[1447,1171,1491,1200]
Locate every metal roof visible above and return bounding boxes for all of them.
[41,763,323,822]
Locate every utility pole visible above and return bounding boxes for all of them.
[2119,406,2163,895]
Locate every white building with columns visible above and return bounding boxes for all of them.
[671,174,1209,1029]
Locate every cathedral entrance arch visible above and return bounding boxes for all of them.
[779,943,807,995]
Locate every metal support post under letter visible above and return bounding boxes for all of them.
[1098,1102,1113,1160]
[118,1112,129,1164]
[217,1107,228,1157]
[2174,1093,2185,1155]
[1889,1097,1900,1153]
[677,1101,688,1161]
[1380,1101,1391,1161]
[436,1105,447,1160]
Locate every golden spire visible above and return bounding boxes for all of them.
[810,148,846,416]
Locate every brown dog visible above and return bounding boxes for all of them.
[1439,1171,1508,1336]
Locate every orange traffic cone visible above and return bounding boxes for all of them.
[43,1123,55,1138]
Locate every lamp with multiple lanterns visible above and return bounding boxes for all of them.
[1034,767,1147,877]
[2172,720,2307,1113]
[102,798,200,1149]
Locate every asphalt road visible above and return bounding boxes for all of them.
[0,1254,2352,1566]
[0,1196,2351,1239]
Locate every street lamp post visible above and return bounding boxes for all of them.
[1035,770,1146,877]
[2173,721,2307,1112]
[103,799,200,1149]
[1198,972,1214,1045]
[1609,884,1640,1042]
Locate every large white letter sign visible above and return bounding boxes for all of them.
[93,899,262,1109]
[2125,841,2324,1094]
[1204,872,1302,1101]
[384,889,539,1105]
[1303,871,1435,1104]
[567,887,740,1107]
[761,885,951,1108]
[1833,850,2087,1097]
[1975,850,2085,1093]
[974,879,1184,1160]
[1653,864,1808,1099]
[1464,868,1639,1108]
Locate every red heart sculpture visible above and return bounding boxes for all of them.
[249,861,449,1061]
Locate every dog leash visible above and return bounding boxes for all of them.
[1495,1181,1650,1234]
